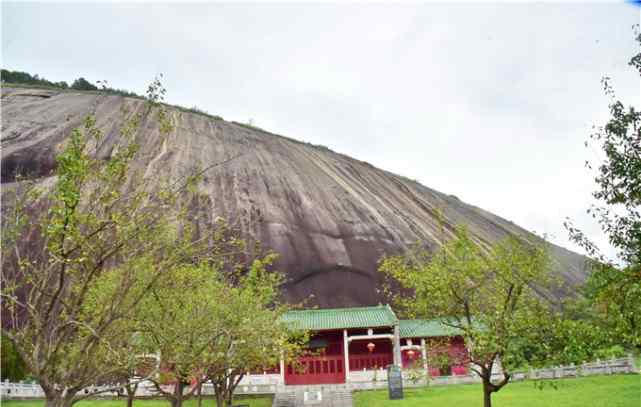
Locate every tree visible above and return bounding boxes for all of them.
[70,77,98,91]
[380,227,571,407]
[203,255,306,407]
[0,80,215,407]
[103,322,160,407]
[583,265,640,350]
[133,218,252,407]
[1,69,144,98]
[138,240,306,407]
[1,69,59,87]
[137,261,226,407]
[565,25,641,351]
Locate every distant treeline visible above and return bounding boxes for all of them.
[0,68,231,121]
[1,69,142,98]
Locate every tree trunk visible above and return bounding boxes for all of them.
[482,376,494,407]
[44,394,74,407]
[483,386,493,407]
[227,373,243,407]
[171,381,184,407]
[196,382,203,407]
[45,398,68,407]
[125,383,137,407]
[481,373,510,407]
[177,382,185,407]
[214,392,225,407]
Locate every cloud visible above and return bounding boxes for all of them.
[3,2,639,260]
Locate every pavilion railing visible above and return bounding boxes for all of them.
[1,355,637,398]
[348,353,393,371]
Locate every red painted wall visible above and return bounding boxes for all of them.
[284,329,467,384]
[285,330,346,385]
[402,335,469,376]
[284,328,398,384]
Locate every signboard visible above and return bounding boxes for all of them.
[387,364,403,400]
[303,390,322,405]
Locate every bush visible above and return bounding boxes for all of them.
[1,335,28,381]
[70,77,98,91]
[595,345,627,360]
[1,69,65,89]
[2,69,225,122]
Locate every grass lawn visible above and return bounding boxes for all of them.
[354,374,640,407]
[1,396,272,407]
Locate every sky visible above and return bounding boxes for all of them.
[2,1,640,260]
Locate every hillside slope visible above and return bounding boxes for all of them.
[1,86,588,307]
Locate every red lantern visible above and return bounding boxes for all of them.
[367,342,376,353]
[407,349,416,359]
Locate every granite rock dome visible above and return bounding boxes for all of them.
[1,87,587,307]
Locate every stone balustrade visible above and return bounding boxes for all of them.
[1,355,637,399]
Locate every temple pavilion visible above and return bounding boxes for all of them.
[274,305,469,386]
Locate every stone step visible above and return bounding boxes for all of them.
[273,388,353,407]
[272,386,353,407]
[272,391,296,407]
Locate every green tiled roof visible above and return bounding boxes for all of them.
[281,305,398,331]
[399,319,461,338]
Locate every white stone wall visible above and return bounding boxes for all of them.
[0,382,45,399]
[1,356,637,399]
[234,373,283,394]
[238,373,283,386]
[348,368,388,383]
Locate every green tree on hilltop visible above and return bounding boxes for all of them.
[70,77,98,91]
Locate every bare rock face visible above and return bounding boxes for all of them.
[1,87,588,307]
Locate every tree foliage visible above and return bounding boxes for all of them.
[1,334,28,381]
[203,254,306,407]
[137,241,306,407]
[0,74,300,407]
[70,77,98,91]
[1,69,140,97]
[565,25,641,351]
[139,261,227,407]
[0,80,214,407]
[380,227,582,407]
[2,69,225,121]
[1,69,69,89]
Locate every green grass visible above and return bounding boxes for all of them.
[2,375,639,407]
[1,396,272,407]
[354,374,641,407]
